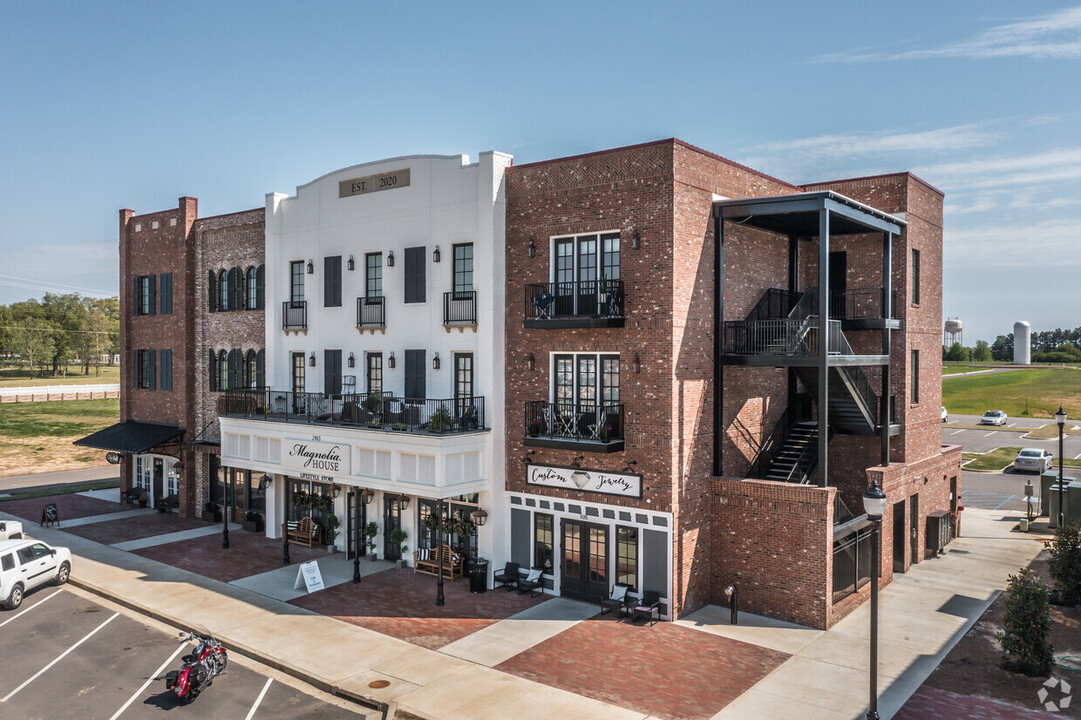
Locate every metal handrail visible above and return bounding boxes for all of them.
[830,331,880,425]
[357,296,386,327]
[282,301,307,330]
[830,287,898,320]
[444,290,477,325]
[524,400,624,443]
[524,280,624,320]
[745,288,803,322]
[749,406,798,479]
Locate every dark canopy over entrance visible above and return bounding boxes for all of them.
[74,420,184,453]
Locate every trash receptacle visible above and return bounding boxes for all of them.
[1050,482,1070,528]
[469,558,489,593]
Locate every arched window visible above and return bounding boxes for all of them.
[230,267,243,311]
[209,348,218,391]
[229,349,244,390]
[208,271,217,313]
[218,270,228,312]
[218,350,229,391]
[246,350,257,388]
[246,268,257,310]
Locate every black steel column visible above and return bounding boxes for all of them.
[788,234,800,412]
[282,480,290,564]
[436,499,445,606]
[1059,412,1066,529]
[221,472,230,549]
[880,230,893,465]
[713,208,725,477]
[867,520,881,720]
[352,491,362,583]
[817,206,830,486]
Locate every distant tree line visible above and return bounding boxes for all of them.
[0,294,120,377]
[944,326,1081,364]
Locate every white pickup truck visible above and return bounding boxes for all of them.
[0,520,24,540]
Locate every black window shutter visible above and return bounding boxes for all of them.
[148,275,156,316]
[133,350,139,388]
[208,271,217,312]
[148,350,156,390]
[234,267,244,310]
[404,247,425,303]
[160,274,173,315]
[324,349,342,395]
[404,349,425,400]
[209,349,217,391]
[160,350,172,391]
[256,349,265,387]
[133,276,141,315]
[324,256,342,307]
[256,265,265,309]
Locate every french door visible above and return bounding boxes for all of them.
[560,520,609,602]
[383,496,402,560]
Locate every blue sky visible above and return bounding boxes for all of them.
[0,1,1077,343]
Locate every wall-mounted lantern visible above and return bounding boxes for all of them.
[433,246,441,263]
[387,251,395,267]
[306,260,314,274]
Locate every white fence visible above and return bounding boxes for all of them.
[0,383,120,402]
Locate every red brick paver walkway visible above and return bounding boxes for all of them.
[0,492,126,523]
[66,512,211,544]
[290,568,550,649]
[133,529,327,582]
[495,614,790,720]
[895,685,1066,719]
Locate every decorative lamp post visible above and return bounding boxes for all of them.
[862,480,887,720]
[436,499,445,607]
[222,475,230,550]
[1057,407,1068,529]
[353,490,362,584]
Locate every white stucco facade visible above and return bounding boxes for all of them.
[218,151,511,569]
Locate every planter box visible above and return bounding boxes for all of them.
[242,519,264,533]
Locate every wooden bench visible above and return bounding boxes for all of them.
[155,494,179,513]
[283,517,322,548]
[412,544,463,579]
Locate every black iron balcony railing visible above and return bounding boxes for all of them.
[746,288,802,322]
[357,296,385,328]
[832,528,872,601]
[219,388,485,435]
[722,317,842,356]
[524,280,625,321]
[282,301,307,330]
[830,288,898,320]
[444,290,477,325]
[524,400,624,444]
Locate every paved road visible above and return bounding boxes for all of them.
[942,418,1081,457]
[0,586,372,720]
[0,465,118,493]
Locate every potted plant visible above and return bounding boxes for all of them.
[138,491,149,509]
[204,501,222,523]
[324,514,341,552]
[597,423,613,443]
[527,419,545,437]
[390,422,408,432]
[363,521,379,560]
[363,391,383,416]
[242,510,264,532]
[388,527,409,568]
[428,406,454,432]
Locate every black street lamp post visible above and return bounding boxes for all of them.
[222,478,230,549]
[436,499,445,606]
[1057,407,1068,529]
[863,480,887,720]
[353,491,362,584]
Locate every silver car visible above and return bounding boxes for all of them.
[981,410,1008,426]
[1014,448,1053,473]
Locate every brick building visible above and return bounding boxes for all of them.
[77,199,265,521]
[503,139,960,628]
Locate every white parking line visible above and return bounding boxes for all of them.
[1,611,118,702]
[1008,423,1017,427]
[244,677,273,720]
[950,429,965,436]
[108,642,187,720]
[0,588,62,630]
[983,431,997,437]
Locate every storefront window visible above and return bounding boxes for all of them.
[416,498,479,560]
[534,514,553,572]
[208,455,225,505]
[166,460,179,497]
[134,456,151,492]
[616,526,638,591]
[248,474,266,513]
[287,478,332,529]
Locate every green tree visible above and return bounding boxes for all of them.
[998,568,1053,676]
[973,340,992,362]
[991,334,1014,361]
[945,342,967,362]
[40,293,87,376]
[8,302,54,378]
[1047,525,1081,606]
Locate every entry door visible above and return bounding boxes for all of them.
[560,520,609,603]
[291,352,306,414]
[347,491,367,560]
[384,496,402,560]
[828,251,847,318]
[151,458,164,507]
[909,494,920,564]
[892,501,905,573]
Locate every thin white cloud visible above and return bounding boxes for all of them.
[945,218,1081,268]
[946,189,1077,216]
[818,6,1081,62]
[755,124,999,161]
[915,148,1081,190]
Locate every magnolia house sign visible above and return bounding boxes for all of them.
[284,439,351,476]
[526,463,641,498]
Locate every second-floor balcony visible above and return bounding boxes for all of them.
[219,389,486,436]
[524,400,625,452]
[524,280,625,329]
[443,290,477,329]
[282,301,307,331]
[357,295,386,332]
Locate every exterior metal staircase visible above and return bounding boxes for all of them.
[763,420,820,483]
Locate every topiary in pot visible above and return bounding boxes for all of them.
[998,567,1053,676]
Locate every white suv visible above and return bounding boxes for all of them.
[0,538,72,610]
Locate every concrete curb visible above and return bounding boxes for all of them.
[69,575,398,720]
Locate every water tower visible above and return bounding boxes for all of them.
[944,317,963,347]
[1014,321,1031,365]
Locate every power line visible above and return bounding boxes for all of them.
[0,274,115,297]
[0,325,116,336]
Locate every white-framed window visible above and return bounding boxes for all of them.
[551,352,620,409]
[166,459,179,497]
[550,231,620,284]
[134,455,152,492]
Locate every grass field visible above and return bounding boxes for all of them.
[0,398,119,476]
[0,364,120,387]
[962,446,1081,472]
[941,367,1081,419]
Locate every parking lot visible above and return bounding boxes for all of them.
[0,586,373,720]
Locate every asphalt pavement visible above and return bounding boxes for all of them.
[0,586,372,720]
[0,465,119,493]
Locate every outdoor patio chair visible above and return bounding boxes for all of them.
[518,568,543,598]
[631,590,662,626]
[600,583,631,617]
[532,293,554,320]
[493,561,519,591]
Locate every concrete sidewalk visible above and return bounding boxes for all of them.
[0,505,1043,720]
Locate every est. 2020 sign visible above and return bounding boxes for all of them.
[526,463,641,498]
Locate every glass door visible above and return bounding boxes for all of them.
[383,495,402,560]
[560,520,608,602]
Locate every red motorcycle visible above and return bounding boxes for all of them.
[165,631,228,703]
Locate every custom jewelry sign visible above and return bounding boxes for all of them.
[526,463,641,498]
[284,439,350,475]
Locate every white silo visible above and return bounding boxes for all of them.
[1014,321,1031,365]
